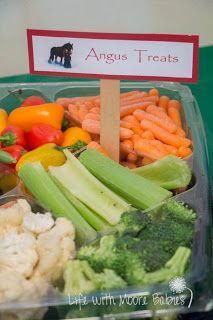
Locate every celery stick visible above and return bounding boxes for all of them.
[51,175,110,231]
[18,161,97,244]
[133,155,192,190]
[48,150,131,225]
[79,150,172,209]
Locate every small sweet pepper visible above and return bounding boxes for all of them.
[16,143,66,171]
[62,127,91,147]
[2,145,26,167]
[8,103,64,131]
[0,109,8,134]
[27,123,63,150]
[0,125,27,148]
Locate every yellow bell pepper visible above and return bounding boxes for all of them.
[16,143,66,171]
[62,127,92,147]
[0,109,8,134]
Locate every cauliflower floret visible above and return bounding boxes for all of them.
[23,211,54,235]
[0,230,38,278]
[0,269,35,303]
[34,218,75,282]
[16,199,32,215]
[0,199,31,238]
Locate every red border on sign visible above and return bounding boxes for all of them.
[27,29,199,83]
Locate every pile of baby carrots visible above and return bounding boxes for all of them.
[56,88,192,168]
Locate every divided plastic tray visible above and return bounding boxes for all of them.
[0,81,212,319]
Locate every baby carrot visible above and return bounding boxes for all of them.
[120,161,137,169]
[140,119,191,148]
[127,151,138,163]
[67,104,82,125]
[78,105,89,122]
[121,92,149,104]
[141,157,154,166]
[164,145,178,156]
[120,140,133,155]
[87,141,109,156]
[141,130,155,140]
[178,146,192,158]
[134,139,167,160]
[175,127,186,138]
[141,96,159,104]
[131,134,141,144]
[93,99,100,108]
[149,88,159,96]
[134,109,177,133]
[168,100,181,111]
[120,101,153,118]
[84,113,100,121]
[149,139,169,155]
[158,107,167,113]
[146,105,177,133]
[120,128,134,140]
[120,120,133,130]
[56,96,98,107]
[90,107,100,114]
[120,90,141,98]
[122,115,142,134]
[82,119,100,135]
[158,95,170,111]
[168,106,182,128]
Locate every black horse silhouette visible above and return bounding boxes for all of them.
[48,42,73,65]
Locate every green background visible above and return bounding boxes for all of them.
[0,46,212,185]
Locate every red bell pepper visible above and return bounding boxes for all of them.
[0,125,27,148]
[26,123,63,150]
[2,145,27,168]
[20,95,46,107]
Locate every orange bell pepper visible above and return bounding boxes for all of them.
[8,103,64,131]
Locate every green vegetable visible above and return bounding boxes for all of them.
[51,176,110,231]
[133,155,192,190]
[79,149,172,210]
[0,149,16,164]
[138,200,196,255]
[18,161,97,244]
[49,150,131,225]
[57,140,87,152]
[117,210,151,237]
[143,246,191,284]
[78,199,195,286]
[63,260,126,295]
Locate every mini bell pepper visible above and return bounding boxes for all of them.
[62,127,92,147]
[27,124,63,150]
[0,109,8,134]
[8,103,64,131]
[2,145,26,168]
[20,95,46,107]
[0,125,27,148]
[0,149,16,164]
[16,143,66,171]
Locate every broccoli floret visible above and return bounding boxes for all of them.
[139,218,193,255]
[63,260,96,295]
[95,269,127,290]
[117,210,151,236]
[143,246,191,284]
[77,235,118,272]
[138,240,171,272]
[63,260,126,295]
[163,199,196,223]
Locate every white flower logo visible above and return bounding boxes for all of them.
[169,277,193,308]
[169,277,187,293]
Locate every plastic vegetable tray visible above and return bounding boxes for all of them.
[0,81,212,319]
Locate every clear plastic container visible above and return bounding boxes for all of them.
[0,81,212,319]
